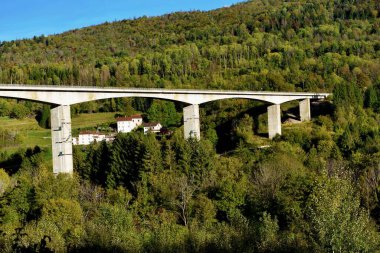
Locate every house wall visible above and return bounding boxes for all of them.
[118,121,134,133]
[132,118,143,126]
[79,134,94,145]
[143,124,162,134]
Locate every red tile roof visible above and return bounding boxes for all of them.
[79,131,102,135]
[143,122,161,127]
[116,114,142,122]
[116,117,132,122]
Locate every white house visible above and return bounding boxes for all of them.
[74,131,115,145]
[116,114,143,133]
[142,122,162,134]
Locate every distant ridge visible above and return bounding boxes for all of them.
[0,0,378,92]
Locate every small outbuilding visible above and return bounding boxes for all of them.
[142,122,162,134]
[74,131,115,145]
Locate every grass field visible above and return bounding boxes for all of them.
[71,112,117,128]
[0,112,119,154]
[0,117,50,153]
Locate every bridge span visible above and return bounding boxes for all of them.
[0,84,330,174]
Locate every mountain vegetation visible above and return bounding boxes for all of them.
[0,0,380,252]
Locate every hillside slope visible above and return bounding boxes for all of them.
[0,0,379,91]
[1,1,380,252]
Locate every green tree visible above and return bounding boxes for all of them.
[37,104,51,129]
[234,114,255,144]
[256,212,279,252]
[107,133,162,193]
[306,178,379,252]
[147,100,181,126]
[36,198,83,249]
[0,169,10,195]
[10,103,29,119]
[83,203,141,252]
[364,85,379,111]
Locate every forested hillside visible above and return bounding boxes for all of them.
[0,0,379,91]
[1,0,380,252]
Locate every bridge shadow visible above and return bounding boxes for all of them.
[213,103,268,153]
[213,100,334,153]
[311,100,334,117]
[284,100,333,122]
[0,146,42,175]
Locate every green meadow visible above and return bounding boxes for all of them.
[0,112,119,154]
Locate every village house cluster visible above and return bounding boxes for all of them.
[73,114,163,145]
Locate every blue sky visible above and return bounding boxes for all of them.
[0,0,244,42]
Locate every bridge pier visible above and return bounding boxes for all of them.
[183,104,200,140]
[268,104,281,139]
[299,98,311,122]
[50,105,73,174]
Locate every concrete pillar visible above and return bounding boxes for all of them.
[183,104,200,140]
[51,105,73,174]
[299,98,311,122]
[268,104,281,139]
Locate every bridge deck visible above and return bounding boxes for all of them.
[0,84,330,105]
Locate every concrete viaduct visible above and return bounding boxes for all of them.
[0,85,330,174]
